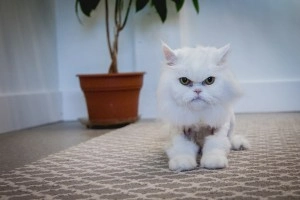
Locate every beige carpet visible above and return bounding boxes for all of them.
[1,113,300,200]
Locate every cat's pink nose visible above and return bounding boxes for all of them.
[194,89,201,94]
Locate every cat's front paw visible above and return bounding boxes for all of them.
[169,155,197,171]
[200,154,228,169]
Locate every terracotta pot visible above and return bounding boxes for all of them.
[77,72,145,128]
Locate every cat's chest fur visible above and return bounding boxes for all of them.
[183,124,216,147]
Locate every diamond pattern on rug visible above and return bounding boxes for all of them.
[1,113,300,199]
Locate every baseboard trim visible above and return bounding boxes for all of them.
[61,90,87,121]
[0,91,62,134]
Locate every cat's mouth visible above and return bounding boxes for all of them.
[191,96,206,103]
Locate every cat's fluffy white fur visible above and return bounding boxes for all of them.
[157,43,250,171]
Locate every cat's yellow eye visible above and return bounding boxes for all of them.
[179,77,192,86]
[203,76,215,85]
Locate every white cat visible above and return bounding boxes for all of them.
[157,42,250,171]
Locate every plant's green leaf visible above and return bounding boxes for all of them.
[192,0,199,13]
[77,0,101,17]
[171,0,184,12]
[136,0,149,12]
[152,0,167,22]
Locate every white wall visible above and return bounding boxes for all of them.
[0,0,61,133]
[57,0,300,120]
[1,0,299,133]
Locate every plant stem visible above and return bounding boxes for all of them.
[105,0,113,59]
[107,0,133,73]
[120,0,132,31]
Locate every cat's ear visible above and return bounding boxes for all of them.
[217,44,231,66]
[162,42,177,66]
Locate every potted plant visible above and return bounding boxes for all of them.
[75,0,199,128]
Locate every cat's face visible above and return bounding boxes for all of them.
[158,43,241,118]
